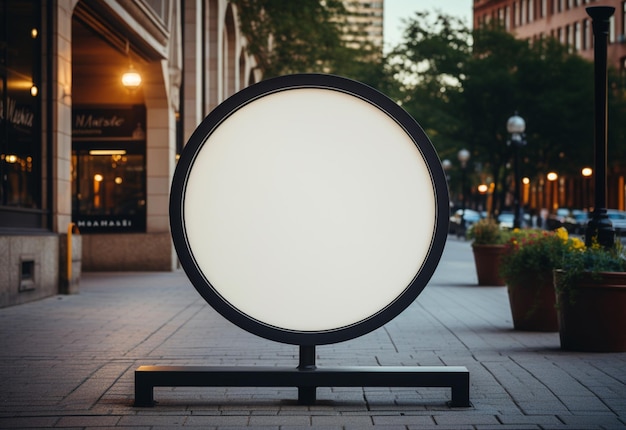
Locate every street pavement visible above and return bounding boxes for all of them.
[0,236,625,429]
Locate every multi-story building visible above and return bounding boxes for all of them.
[342,0,384,53]
[0,0,259,307]
[473,0,626,71]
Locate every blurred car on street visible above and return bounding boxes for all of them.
[497,211,531,229]
[565,209,626,236]
[607,209,626,234]
[563,211,590,235]
[449,209,482,237]
[546,208,572,230]
[497,212,515,230]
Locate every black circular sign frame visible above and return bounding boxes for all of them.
[170,74,449,346]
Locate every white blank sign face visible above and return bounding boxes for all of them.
[172,75,448,344]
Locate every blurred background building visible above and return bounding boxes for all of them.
[342,0,384,52]
[473,0,626,71]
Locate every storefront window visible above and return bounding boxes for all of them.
[72,105,147,233]
[0,0,43,228]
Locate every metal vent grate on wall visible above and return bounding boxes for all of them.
[19,259,36,292]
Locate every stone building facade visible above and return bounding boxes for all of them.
[0,0,259,307]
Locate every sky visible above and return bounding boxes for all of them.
[383,0,473,52]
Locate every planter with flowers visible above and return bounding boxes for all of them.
[554,241,626,352]
[499,228,583,331]
[467,218,510,286]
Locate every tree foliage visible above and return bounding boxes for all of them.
[231,0,379,79]
[388,12,471,154]
[390,13,609,214]
[231,3,625,214]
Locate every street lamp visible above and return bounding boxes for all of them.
[582,167,593,211]
[507,113,527,229]
[458,149,470,234]
[547,172,559,211]
[442,159,452,213]
[585,6,615,249]
[478,183,489,212]
[442,159,452,182]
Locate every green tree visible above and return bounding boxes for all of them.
[231,0,378,79]
[390,13,600,215]
[464,26,596,213]
[457,24,529,212]
[389,11,471,157]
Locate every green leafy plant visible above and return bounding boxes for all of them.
[499,227,584,286]
[466,218,510,245]
[554,239,626,301]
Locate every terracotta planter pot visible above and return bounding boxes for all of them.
[507,275,558,331]
[555,270,626,352]
[472,244,506,286]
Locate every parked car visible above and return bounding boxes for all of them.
[497,212,515,230]
[497,211,531,229]
[563,211,590,235]
[572,209,626,236]
[546,208,572,230]
[449,209,482,237]
[607,209,626,234]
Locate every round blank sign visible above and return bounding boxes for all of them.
[170,74,449,345]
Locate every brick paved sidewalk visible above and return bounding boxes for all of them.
[0,237,624,429]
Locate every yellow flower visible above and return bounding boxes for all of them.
[555,227,568,242]
[570,237,585,250]
[588,236,602,250]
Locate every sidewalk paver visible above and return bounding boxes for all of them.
[0,237,624,429]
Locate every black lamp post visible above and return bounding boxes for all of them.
[507,113,526,229]
[458,149,470,234]
[442,159,453,224]
[585,6,615,249]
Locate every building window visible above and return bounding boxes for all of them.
[574,21,581,51]
[582,19,589,50]
[556,0,563,13]
[72,106,147,233]
[505,6,511,29]
[0,0,43,229]
[610,15,616,43]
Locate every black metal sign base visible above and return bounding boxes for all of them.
[134,346,470,407]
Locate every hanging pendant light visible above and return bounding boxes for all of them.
[122,40,142,92]
[122,64,142,91]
